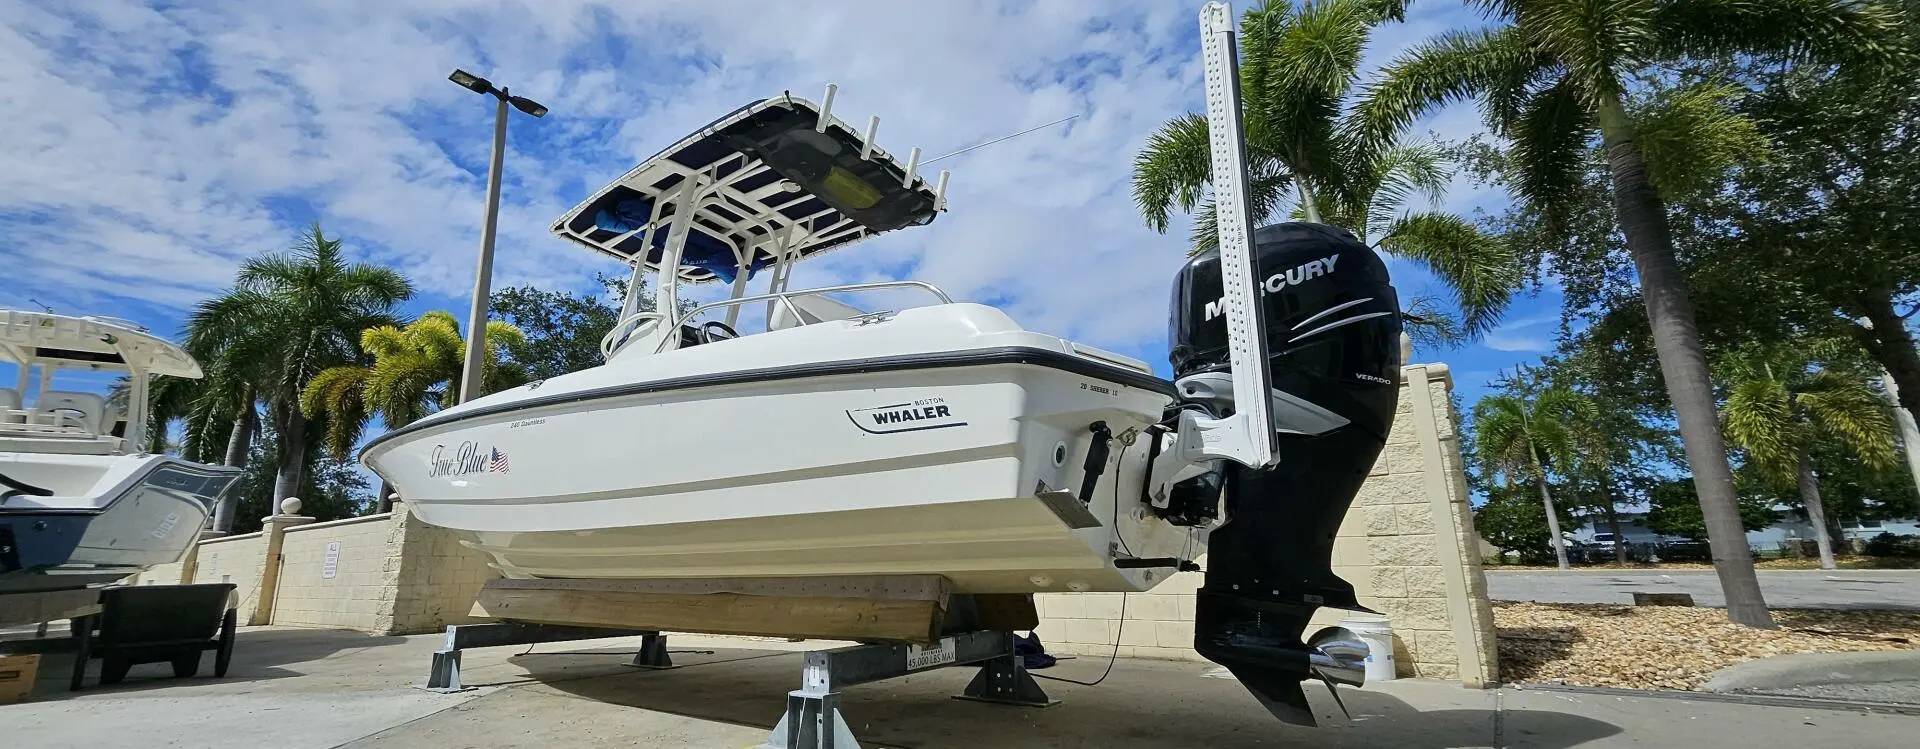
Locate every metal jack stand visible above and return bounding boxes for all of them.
[760,630,1056,749]
[626,631,678,670]
[420,622,665,692]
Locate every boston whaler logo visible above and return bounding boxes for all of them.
[1202,254,1340,322]
[430,440,511,477]
[847,396,967,435]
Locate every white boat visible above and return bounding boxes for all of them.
[0,311,242,594]
[365,7,1406,725]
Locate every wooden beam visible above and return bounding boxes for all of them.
[0,589,101,628]
[969,594,1039,632]
[470,575,952,644]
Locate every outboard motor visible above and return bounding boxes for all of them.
[1167,221,1402,726]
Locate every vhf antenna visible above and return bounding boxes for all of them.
[920,114,1079,166]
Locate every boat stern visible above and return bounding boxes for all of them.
[1,455,237,592]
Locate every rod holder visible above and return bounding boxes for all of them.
[903,147,921,187]
[816,84,838,132]
[933,170,951,211]
[860,116,880,160]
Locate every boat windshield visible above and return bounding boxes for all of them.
[601,280,954,358]
[0,364,129,442]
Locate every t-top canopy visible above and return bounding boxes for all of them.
[551,90,947,284]
[0,310,203,378]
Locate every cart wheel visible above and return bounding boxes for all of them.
[101,656,131,685]
[172,653,201,678]
[214,608,237,677]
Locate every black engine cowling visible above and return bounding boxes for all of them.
[1167,222,1403,726]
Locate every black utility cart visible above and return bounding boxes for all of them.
[68,582,238,689]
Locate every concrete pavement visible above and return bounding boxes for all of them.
[1704,651,1920,706]
[1,627,1915,748]
[1485,568,1920,610]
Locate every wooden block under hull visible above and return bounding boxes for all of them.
[470,575,963,644]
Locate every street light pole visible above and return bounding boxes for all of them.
[459,91,510,404]
[448,69,546,405]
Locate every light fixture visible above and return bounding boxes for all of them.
[448,69,493,95]
[508,95,548,118]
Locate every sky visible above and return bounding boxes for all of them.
[0,0,1561,418]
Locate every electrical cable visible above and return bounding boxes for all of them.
[1110,441,1135,557]
[1029,591,1127,687]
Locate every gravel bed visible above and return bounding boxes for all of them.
[1494,601,1920,690]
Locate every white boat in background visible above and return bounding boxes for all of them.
[0,311,242,594]
[365,3,1406,726]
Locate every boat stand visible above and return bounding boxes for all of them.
[419,622,674,692]
[760,629,1056,749]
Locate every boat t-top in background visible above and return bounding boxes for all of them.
[0,310,241,597]
[364,0,1404,731]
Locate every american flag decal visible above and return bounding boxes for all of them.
[488,448,510,473]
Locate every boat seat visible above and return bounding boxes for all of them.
[33,391,108,434]
[768,294,867,331]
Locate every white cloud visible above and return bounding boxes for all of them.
[1480,313,1556,352]
[0,0,1497,357]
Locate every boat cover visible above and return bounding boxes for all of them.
[552,95,942,283]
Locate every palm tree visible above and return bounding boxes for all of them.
[301,311,527,512]
[1474,387,1595,570]
[187,224,412,516]
[1357,0,1902,628]
[1721,347,1896,569]
[1562,401,1625,566]
[1132,0,1518,339]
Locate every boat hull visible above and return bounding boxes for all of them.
[0,454,232,593]
[365,306,1199,594]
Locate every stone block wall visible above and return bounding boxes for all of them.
[373,503,498,635]
[272,514,395,629]
[133,503,499,635]
[186,532,267,623]
[1034,363,1498,686]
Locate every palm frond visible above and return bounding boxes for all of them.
[1655,0,1908,71]
[1361,141,1451,241]
[298,366,371,461]
[1378,212,1520,337]
[1722,376,1802,484]
[1401,294,1468,351]
[1529,387,1594,471]
[1796,371,1897,469]
[1473,394,1536,481]
[1257,0,1379,201]
[1182,162,1297,253]
[1355,26,1543,151]
[1507,74,1595,216]
[1132,114,1214,234]
[1631,80,1771,200]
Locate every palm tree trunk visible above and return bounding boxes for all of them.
[270,402,308,515]
[223,390,254,468]
[1796,445,1837,570]
[1602,473,1627,566]
[1531,446,1570,570]
[1855,288,1920,418]
[1537,476,1570,570]
[212,393,255,534]
[1297,182,1323,224]
[1595,92,1774,628]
